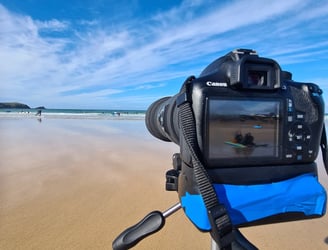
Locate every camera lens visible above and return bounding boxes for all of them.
[146,95,180,144]
[145,97,171,142]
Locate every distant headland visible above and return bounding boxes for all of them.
[0,102,45,109]
[0,102,30,109]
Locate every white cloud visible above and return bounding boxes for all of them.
[35,19,70,31]
[134,83,166,90]
[0,0,328,108]
[77,19,98,26]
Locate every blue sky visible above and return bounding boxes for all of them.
[1,0,328,109]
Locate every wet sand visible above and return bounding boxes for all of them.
[0,118,327,249]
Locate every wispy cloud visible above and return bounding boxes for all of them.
[134,83,166,90]
[35,19,70,31]
[0,0,328,109]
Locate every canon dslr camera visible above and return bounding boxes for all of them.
[146,49,325,186]
[113,49,327,250]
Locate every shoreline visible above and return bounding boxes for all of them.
[0,118,327,249]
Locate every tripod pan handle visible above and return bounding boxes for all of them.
[112,211,165,250]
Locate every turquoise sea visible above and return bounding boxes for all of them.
[0,108,146,120]
[1,108,328,121]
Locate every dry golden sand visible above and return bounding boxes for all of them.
[0,118,328,249]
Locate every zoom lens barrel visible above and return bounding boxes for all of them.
[145,95,180,144]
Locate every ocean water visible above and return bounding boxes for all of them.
[0,108,145,120]
[1,108,328,122]
[1,108,328,125]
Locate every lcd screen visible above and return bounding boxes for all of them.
[208,99,280,160]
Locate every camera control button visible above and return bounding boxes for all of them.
[304,134,311,144]
[287,99,293,112]
[285,153,293,159]
[308,150,314,157]
[288,115,293,122]
[295,134,303,140]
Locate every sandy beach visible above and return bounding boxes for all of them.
[0,117,328,249]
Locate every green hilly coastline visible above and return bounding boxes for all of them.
[0,102,31,109]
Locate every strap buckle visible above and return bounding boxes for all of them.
[208,204,234,248]
[176,75,195,107]
[176,92,189,107]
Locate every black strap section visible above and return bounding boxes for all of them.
[320,124,328,175]
[177,76,257,250]
[177,76,218,209]
[179,100,219,208]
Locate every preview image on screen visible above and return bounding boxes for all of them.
[208,99,280,160]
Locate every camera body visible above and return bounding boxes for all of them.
[145,49,327,233]
[146,49,325,185]
[192,49,324,169]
